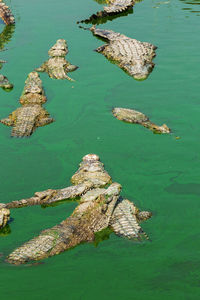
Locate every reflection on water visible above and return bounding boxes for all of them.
[0,225,11,237]
[79,8,133,25]
[0,24,15,51]
[180,0,200,15]
[79,0,135,24]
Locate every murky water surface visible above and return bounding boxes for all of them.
[0,0,200,299]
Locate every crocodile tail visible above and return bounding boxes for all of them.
[7,216,94,265]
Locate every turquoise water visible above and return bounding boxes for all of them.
[0,0,200,299]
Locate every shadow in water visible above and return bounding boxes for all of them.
[0,224,11,237]
[180,0,200,15]
[0,24,15,51]
[0,24,15,91]
[166,182,200,196]
[78,0,138,25]
[78,8,133,25]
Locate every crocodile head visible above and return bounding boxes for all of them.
[24,72,43,95]
[123,62,154,80]
[48,39,68,57]
[137,211,152,221]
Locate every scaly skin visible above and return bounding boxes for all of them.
[1,154,152,264]
[112,107,171,134]
[0,73,13,91]
[35,39,78,81]
[0,154,111,209]
[89,26,157,80]
[0,0,15,25]
[78,0,134,24]
[0,72,54,137]
[0,208,10,229]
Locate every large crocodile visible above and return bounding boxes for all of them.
[113,107,171,134]
[0,0,15,25]
[78,0,134,24]
[88,26,157,80]
[0,72,54,137]
[35,39,78,81]
[1,154,152,264]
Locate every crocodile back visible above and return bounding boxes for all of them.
[110,199,147,240]
[11,106,41,137]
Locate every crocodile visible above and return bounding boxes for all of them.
[0,25,15,90]
[0,154,111,209]
[112,107,171,134]
[0,0,15,25]
[0,208,10,229]
[78,0,134,24]
[0,72,54,137]
[35,39,78,81]
[88,26,157,80]
[1,154,152,264]
[0,72,13,90]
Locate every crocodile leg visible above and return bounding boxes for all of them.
[36,117,54,127]
[1,182,94,209]
[0,116,13,126]
[35,62,47,73]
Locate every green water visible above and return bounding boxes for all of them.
[0,0,200,299]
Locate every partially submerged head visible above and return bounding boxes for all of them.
[24,72,43,95]
[137,211,152,222]
[124,62,154,81]
[48,39,68,57]
[0,74,13,91]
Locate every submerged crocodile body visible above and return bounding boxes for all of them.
[2,154,152,264]
[79,0,134,24]
[35,39,78,81]
[0,72,54,137]
[89,26,157,80]
[0,0,15,25]
[113,107,171,134]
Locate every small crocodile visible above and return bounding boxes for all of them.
[112,107,171,134]
[1,154,152,264]
[0,208,10,229]
[35,39,78,81]
[0,72,13,90]
[78,0,134,24]
[88,26,157,80]
[0,0,15,25]
[0,72,54,137]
